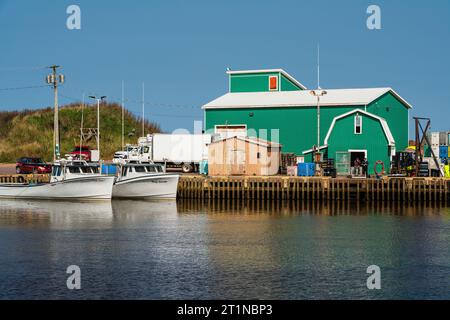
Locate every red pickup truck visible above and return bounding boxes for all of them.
[69,146,92,162]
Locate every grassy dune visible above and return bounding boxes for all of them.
[0,103,160,163]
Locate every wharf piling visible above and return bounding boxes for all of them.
[177,176,450,204]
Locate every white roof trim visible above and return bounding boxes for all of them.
[323,109,395,147]
[202,88,412,110]
[226,69,307,90]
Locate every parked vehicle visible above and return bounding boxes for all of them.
[16,157,52,174]
[68,146,100,162]
[145,134,212,173]
[113,145,150,163]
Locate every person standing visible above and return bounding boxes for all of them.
[354,157,361,176]
[362,158,369,177]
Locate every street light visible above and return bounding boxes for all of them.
[89,95,107,161]
[310,89,327,167]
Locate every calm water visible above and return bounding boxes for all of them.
[0,199,449,300]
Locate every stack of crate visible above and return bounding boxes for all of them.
[281,153,297,174]
[427,132,448,154]
[321,159,337,178]
[430,132,440,159]
[426,132,449,175]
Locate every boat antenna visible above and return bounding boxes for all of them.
[122,80,125,150]
[142,82,145,137]
[317,43,321,90]
[79,93,85,160]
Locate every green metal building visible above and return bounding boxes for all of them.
[203,69,412,175]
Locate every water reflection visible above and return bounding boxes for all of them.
[175,200,450,299]
[0,200,114,229]
[1,199,447,230]
[177,199,450,217]
[112,200,178,225]
[0,199,448,299]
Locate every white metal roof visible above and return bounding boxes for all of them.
[203,87,413,110]
[226,69,308,90]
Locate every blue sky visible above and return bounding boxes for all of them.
[0,0,449,135]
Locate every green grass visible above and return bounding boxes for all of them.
[0,103,160,163]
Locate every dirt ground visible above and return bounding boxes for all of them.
[0,164,16,175]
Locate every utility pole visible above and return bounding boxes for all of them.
[88,95,107,161]
[46,65,65,161]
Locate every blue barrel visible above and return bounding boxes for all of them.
[439,146,448,159]
[102,164,117,175]
[297,163,315,177]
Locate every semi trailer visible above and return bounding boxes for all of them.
[114,134,212,173]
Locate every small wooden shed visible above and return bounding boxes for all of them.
[208,136,281,176]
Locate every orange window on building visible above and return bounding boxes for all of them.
[269,76,278,91]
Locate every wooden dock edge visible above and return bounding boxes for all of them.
[177,176,450,203]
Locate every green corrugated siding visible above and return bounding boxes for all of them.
[367,92,409,151]
[230,73,280,93]
[327,114,391,175]
[230,72,303,92]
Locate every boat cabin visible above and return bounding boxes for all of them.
[51,161,100,182]
[119,163,165,179]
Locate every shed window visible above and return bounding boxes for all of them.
[269,76,278,91]
[354,114,362,134]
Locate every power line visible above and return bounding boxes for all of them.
[59,93,83,102]
[0,84,51,91]
[0,66,48,72]
[58,93,202,119]
[61,91,199,109]
[95,90,198,109]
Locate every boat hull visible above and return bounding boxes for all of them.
[112,174,179,199]
[0,176,115,200]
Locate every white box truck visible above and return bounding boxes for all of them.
[139,134,212,173]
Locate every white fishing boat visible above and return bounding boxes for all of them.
[112,162,179,199]
[0,160,114,200]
